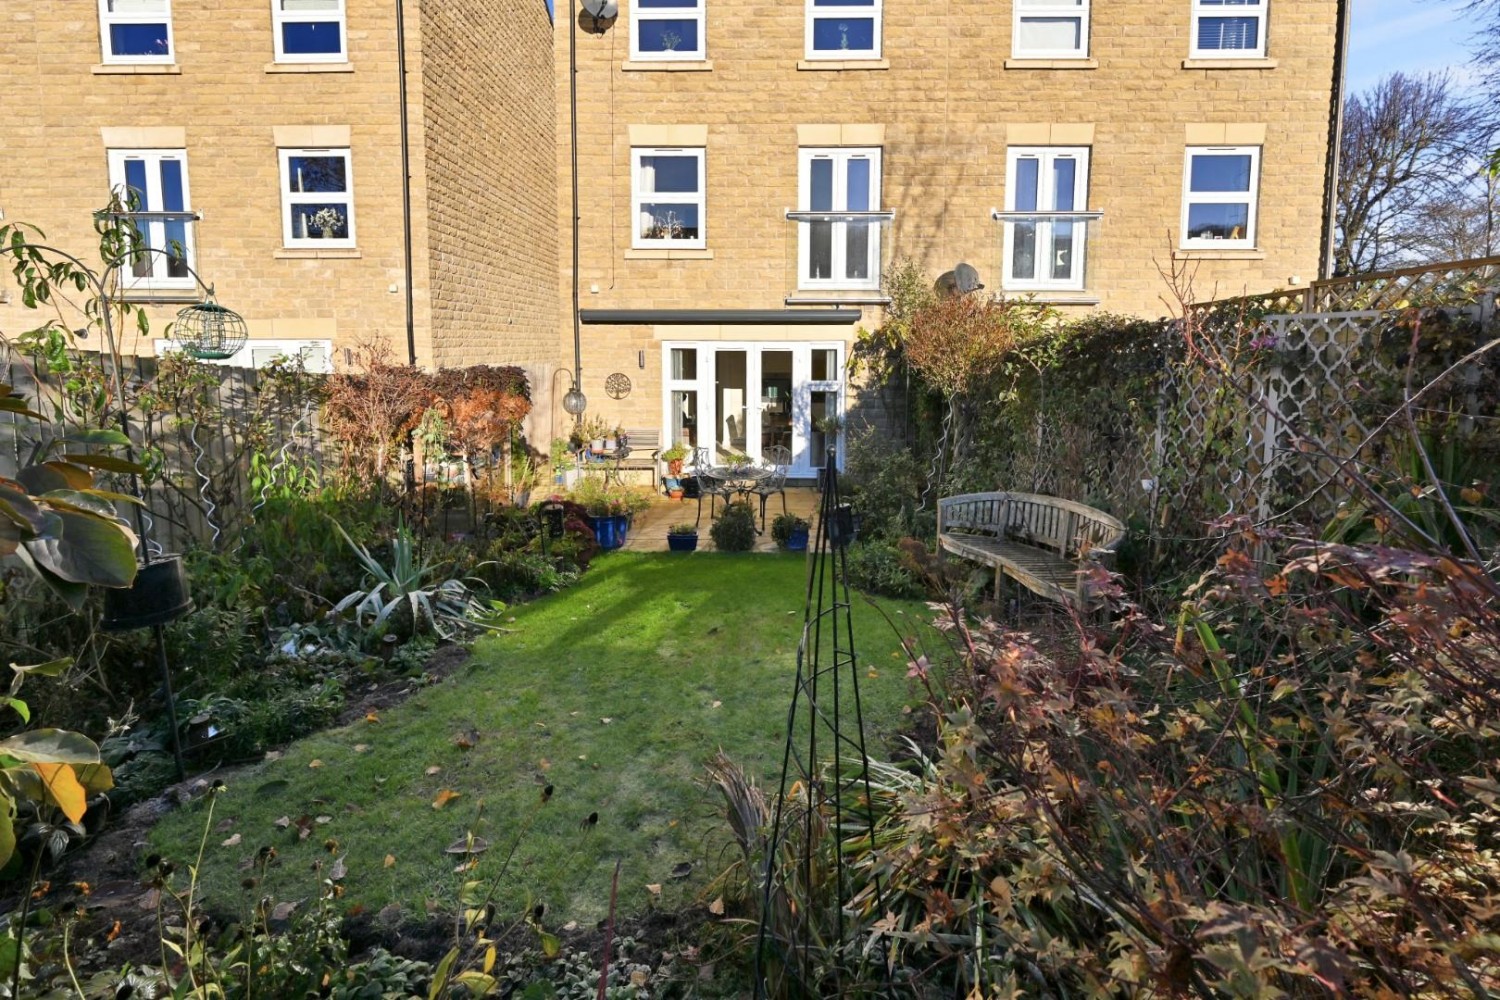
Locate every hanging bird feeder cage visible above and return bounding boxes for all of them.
[171,293,248,360]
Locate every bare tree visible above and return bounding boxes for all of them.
[1336,72,1496,273]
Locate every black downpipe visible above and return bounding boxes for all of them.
[569,0,584,411]
[1320,0,1351,280]
[397,0,417,365]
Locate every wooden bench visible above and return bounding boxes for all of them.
[937,492,1126,611]
[612,429,662,489]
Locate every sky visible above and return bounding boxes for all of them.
[1347,0,1485,94]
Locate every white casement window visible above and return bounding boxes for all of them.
[798,148,882,290]
[279,148,356,248]
[99,0,173,64]
[1003,147,1089,290]
[632,148,706,249]
[1013,0,1090,59]
[630,0,706,61]
[1190,0,1267,58]
[1180,146,1260,248]
[107,149,194,288]
[272,0,347,62]
[156,337,333,372]
[805,0,882,60]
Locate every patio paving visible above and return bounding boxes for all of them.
[623,486,821,553]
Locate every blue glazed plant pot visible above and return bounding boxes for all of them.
[787,527,810,552]
[589,515,624,551]
[667,533,698,552]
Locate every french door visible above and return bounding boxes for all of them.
[662,342,844,477]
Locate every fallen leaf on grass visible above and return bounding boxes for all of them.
[384,854,396,868]
[221,833,241,848]
[365,712,380,724]
[315,815,333,825]
[710,701,721,709]
[670,862,693,879]
[708,896,725,916]
[353,744,370,753]
[454,729,480,749]
[432,789,462,810]
[444,836,490,855]
[645,883,662,897]
[274,816,291,829]
[425,766,441,776]
[600,717,612,724]
[329,856,347,880]
[308,759,324,769]
[538,758,551,771]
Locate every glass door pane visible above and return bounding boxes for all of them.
[670,390,697,449]
[760,350,793,462]
[809,389,839,469]
[715,350,747,461]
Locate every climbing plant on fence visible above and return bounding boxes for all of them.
[855,256,1498,578]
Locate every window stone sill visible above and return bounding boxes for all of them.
[1004,58,1098,69]
[275,247,362,259]
[625,248,714,260]
[797,59,890,71]
[785,293,890,305]
[92,64,181,75]
[621,60,713,72]
[265,61,355,73]
[118,292,202,304]
[1002,291,1101,305]
[1182,58,1278,69]
[1173,248,1265,260]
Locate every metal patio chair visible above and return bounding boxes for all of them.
[749,445,792,530]
[689,447,736,526]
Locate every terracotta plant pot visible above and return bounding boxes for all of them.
[669,489,684,499]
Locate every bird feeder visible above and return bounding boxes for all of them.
[171,293,248,360]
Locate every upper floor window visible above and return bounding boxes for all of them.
[1180,146,1260,248]
[798,148,882,290]
[279,148,357,248]
[1013,0,1090,59]
[631,0,706,61]
[1190,0,1266,58]
[273,0,347,62]
[1003,147,1090,290]
[99,0,173,64]
[107,148,194,288]
[805,0,882,60]
[632,148,706,249]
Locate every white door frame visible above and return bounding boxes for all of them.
[660,340,845,477]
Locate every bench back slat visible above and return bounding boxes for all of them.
[938,491,1125,559]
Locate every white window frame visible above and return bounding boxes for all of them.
[629,0,706,61]
[98,0,174,64]
[631,147,707,250]
[1002,146,1090,292]
[272,0,348,63]
[1012,0,1090,59]
[278,147,357,249]
[797,147,882,291]
[107,148,195,291]
[1180,145,1261,249]
[1189,0,1267,59]
[156,337,334,373]
[804,0,883,61]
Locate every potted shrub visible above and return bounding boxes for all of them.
[772,513,811,552]
[661,443,690,477]
[710,501,758,553]
[550,438,579,488]
[667,522,699,552]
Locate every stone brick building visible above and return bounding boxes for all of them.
[0,0,558,399]
[555,0,1348,475]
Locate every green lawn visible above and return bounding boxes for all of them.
[149,552,928,926]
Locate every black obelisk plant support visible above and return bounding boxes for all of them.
[755,449,885,998]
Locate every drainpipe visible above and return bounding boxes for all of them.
[396,0,417,365]
[1320,0,1351,281]
[568,0,584,415]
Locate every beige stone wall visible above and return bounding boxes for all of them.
[555,0,1340,432]
[0,1,433,364]
[418,0,559,370]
